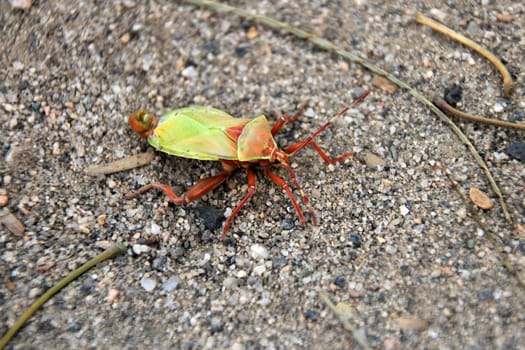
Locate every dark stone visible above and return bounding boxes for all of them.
[348,233,362,248]
[444,84,463,107]
[333,275,346,288]
[303,310,319,322]
[191,206,224,231]
[504,143,525,162]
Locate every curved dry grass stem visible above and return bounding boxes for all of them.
[0,244,127,349]
[183,0,512,223]
[415,13,514,96]
[434,98,525,131]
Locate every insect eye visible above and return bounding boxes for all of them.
[137,111,152,125]
[128,110,157,138]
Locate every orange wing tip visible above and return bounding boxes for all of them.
[128,110,158,138]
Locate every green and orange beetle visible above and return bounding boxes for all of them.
[127,90,369,238]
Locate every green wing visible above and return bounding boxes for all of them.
[148,106,251,160]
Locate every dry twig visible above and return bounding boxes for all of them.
[416,13,514,96]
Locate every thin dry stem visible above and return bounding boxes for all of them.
[416,13,514,96]
[435,98,525,131]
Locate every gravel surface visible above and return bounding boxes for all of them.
[1,1,524,349]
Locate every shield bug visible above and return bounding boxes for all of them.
[127,90,369,238]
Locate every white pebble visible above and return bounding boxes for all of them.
[385,245,397,254]
[259,298,271,307]
[12,61,24,71]
[132,244,150,255]
[223,277,240,289]
[250,244,269,259]
[429,8,448,22]
[304,107,315,117]
[28,287,42,299]
[493,103,504,113]
[492,152,508,162]
[162,276,180,292]
[253,264,266,275]
[140,277,156,292]
[236,270,248,278]
[181,66,198,78]
[399,205,409,216]
[150,222,161,235]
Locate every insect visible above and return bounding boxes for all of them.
[127,90,369,238]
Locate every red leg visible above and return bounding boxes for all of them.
[126,161,235,204]
[282,163,318,226]
[222,167,257,239]
[283,90,369,161]
[263,167,312,226]
[271,102,308,136]
[285,140,354,164]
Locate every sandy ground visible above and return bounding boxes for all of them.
[1,0,524,349]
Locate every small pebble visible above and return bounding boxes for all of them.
[250,244,269,259]
[496,13,513,23]
[348,233,362,248]
[303,310,319,322]
[132,244,150,255]
[223,277,240,289]
[246,26,258,39]
[259,298,271,307]
[162,276,180,292]
[493,103,504,113]
[430,269,441,278]
[0,208,24,236]
[12,61,25,71]
[106,288,119,303]
[152,256,167,271]
[469,187,494,210]
[504,143,525,162]
[364,152,386,168]
[385,245,397,254]
[140,277,156,292]
[429,8,448,22]
[253,264,266,275]
[333,275,346,288]
[467,21,481,37]
[150,222,161,235]
[281,218,294,230]
[28,287,42,299]
[477,288,493,301]
[396,317,429,331]
[413,224,425,234]
[181,66,198,78]
[399,205,409,216]
[444,84,462,106]
[236,270,247,278]
[0,189,8,207]
[371,76,397,94]
[120,32,131,44]
[10,0,32,9]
